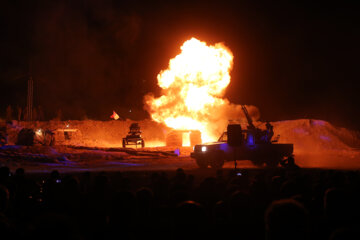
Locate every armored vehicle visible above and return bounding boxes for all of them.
[190,105,293,168]
[122,123,145,148]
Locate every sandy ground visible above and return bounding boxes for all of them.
[1,144,360,174]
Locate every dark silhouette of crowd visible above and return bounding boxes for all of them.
[0,165,359,240]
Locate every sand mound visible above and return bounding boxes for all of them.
[272,119,360,154]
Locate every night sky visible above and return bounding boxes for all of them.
[0,1,359,129]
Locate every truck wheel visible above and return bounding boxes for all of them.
[209,152,225,169]
[251,159,264,167]
[265,157,280,168]
[195,157,208,168]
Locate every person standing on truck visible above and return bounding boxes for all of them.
[280,156,300,170]
[265,121,274,143]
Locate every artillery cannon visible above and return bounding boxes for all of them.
[122,123,145,148]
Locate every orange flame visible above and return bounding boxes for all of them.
[110,110,120,120]
[145,38,234,142]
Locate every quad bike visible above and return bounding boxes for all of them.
[122,123,145,148]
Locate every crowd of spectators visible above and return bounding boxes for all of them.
[0,164,359,239]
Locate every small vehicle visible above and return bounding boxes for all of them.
[190,105,293,168]
[34,128,55,146]
[122,123,145,148]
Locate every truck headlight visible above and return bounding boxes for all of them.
[201,146,207,152]
[35,129,42,136]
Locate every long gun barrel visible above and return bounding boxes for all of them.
[241,105,255,129]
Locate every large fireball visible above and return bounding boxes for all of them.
[145,38,258,143]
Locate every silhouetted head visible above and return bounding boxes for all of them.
[0,185,9,212]
[174,168,186,184]
[174,200,206,225]
[0,167,10,181]
[151,172,159,181]
[15,168,25,177]
[287,156,295,165]
[324,187,354,227]
[216,169,223,179]
[136,187,154,209]
[64,177,79,194]
[172,201,208,240]
[175,168,185,177]
[265,199,309,240]
[329,227,360,240]
[50,170,60,180]
[27,213,81,240]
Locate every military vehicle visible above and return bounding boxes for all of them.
[122,123,145,148]
[190,105,293,168]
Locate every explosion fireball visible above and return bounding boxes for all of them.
[145,38,259,143]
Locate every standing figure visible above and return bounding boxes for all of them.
[266,121,274,143]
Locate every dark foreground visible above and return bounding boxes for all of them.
[0,164,359,240]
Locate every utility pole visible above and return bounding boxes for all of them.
[26,62,33,121]
[27,76,33,121]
